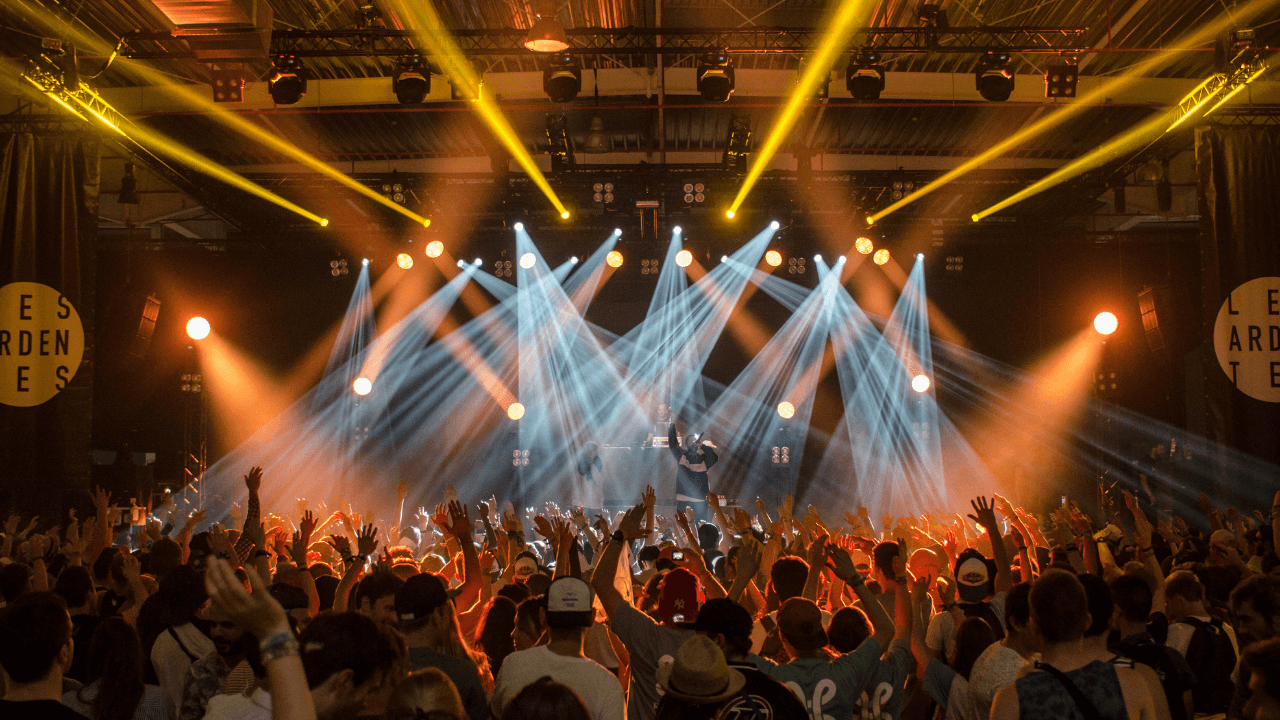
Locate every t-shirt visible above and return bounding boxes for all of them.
[751,638,883,720]
[1166,616,1239,657]
[965,642,1030,719]
[152,623,216,716]
[201,687,273,720]
[920,660,983,720]
[750,608,834,656]
[610,601,692,720]
[854,638,916,720]
[408,645,489,720]
[63,681,176,720]
[491,645,625,720]
[0,699,87,720]
[925,592,1007,662]
[656,662,809,720]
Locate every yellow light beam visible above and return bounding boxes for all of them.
[1203,65,1269,116]
[866,0,1280,225]
[384,0,568,218]
[727,0,872,217]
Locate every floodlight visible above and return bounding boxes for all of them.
[1094,312,1118,335]
[873,249,890,265]
[606,251,624,268]
[560,210,571,219]
[726,210,735,219]
[770,220,781,230]
[519,253,536,269]
[697,52,736,102]
[362,258,370,266]
[507,402,526,420]
[396,253,414,269]
[912,374,931,393]
[846,49,886,102]
[425,240,444,258]
[353,377,373,396]
[814,254,823,262]
[855,237,874,255]
[765,250,782,267]
[613,228,622,236]
[393,56,430,104]
[543,53,582,103]
[268,56,307,104]
[474,258,482,265]
[570,256,579,263]
[675,250,693,268]
[976,51,1014,102]
[673,226,682,234]
[186,317,210,340]
[513,222,525,232]
[777,401,796,419]
[524,11,569,52]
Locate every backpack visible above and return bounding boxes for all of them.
[958,601,1006,642]
[1181,617,1236,714]
[1111,638,1189,720]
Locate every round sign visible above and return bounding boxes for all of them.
[1213,276,1280,403]
[0,282,85,407]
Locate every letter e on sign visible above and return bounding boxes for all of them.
[0,282,85,407]
[1214,277,1280,403]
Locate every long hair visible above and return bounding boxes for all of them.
[500,677,591,720]
[476,597,518,675]
[430,599,493,693]
[78,617,146,720]
[386,668,467,720]
[952,617,996,680]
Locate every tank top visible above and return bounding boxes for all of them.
[1015,659,1128,720]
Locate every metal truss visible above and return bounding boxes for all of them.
[1210,105,1280,125]
[118,26,1087,61]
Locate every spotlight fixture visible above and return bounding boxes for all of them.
[543,53,582,103]
[425,240,444,258]
[1094,311,1118,336]
[917,3,949,27]
[570,256,579,263]
[613,228,622,236]
[976,51,1014,102]
[846,49,886,102]
[787,257,806,274]
[606,251,624,268]
[583,115,609,153]
[362,258,370,266]
[1044,55,1078,98]
[117,162,140,205]
[210,64,245,103]
[855,237,874,255]
[814,254,823,262]
[720,255,729,263]
[456,260,464,268]
[680,182,707,206]
[873,249,890,265]
[777,401,796,419]
[519,252,536,269]
[673,225,683,234]
[185,317,210,340]
[911,374,931,393]
[697,51,735,102]
[396,253,414,269]
[393,56,430,104]
[675,250,693,268]
[330,258,349,277]
[770,220,781,230]
[495,260,513,277]
[765,250,782,267]
[524,5,568,52]
[353,377,373,396]
[513,222,525,232]
[560,210,571,219]
[268,56,307,105]
[591,181,617,207]
[507,402,526,420]
[474,258,482,265]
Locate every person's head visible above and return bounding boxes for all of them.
[386,668,466,720]
[0,561,32,602]
[1004,582,1034,640]
[1029,569,1090,647]
[301,612,401,720]
[270,582,314,634]
[477,597,517,670]
[526,572,552,599]
[657,568,701,627]
[697,524,720,553]
[92,547,120,584]
[500,677,592,720]
[656,635,747,710]
[81,617,145,720]
[828,607,872,653]
[395,573,454,642]
[689,598,754,660]
[514,596,545,651]
[205,602,248,662]
[356,570,406,629]
[1232,575,1280,646]
[496,580,531,606]
[1243,638,1280,720]
[1078,573,1114,639]
[1165,570,1207,620]
[953,616,997,680]
[872,541,900,586]
[0,591,73,687]
[54,565,95,612]
[1109,574,1155,632]
[638,546,661,569]
[908,548,941,587]
[777,597,828,655]
[955,548,996,603]
[544,577,594,632]
[151,564,208,627]
[770,557,809,603]
[147,537,182,578]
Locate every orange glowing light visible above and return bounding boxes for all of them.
[675,250,693,268]
[777,401,796,419]
[912,374,931,393]
[186,317,210,340]
[507,402,526,420]
[1094,312,1118,336]
[765,250,782,267]
[353,377,372,395]
[396,253,414,269]
[873,249,890,265]
[425,241,444,258]
[855,237,874,255]
[606,251,624,268]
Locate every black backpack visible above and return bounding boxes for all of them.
[1111,637,1190,720]
[958,601,1006,642]
[1181,617,1236,714]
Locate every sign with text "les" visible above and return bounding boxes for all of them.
[0,282,85,407]
[1214,276,1280,403]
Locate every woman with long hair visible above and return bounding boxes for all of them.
[63,617,175,720]
[386,668,467,720]
[476,597,518,676]
[952,616,998,681]
[499,677,591,720]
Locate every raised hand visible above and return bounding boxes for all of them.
[737,538,762,579]
[992,494,1016,519]
[357,523,379,557]
[444,501,470,539]
[205,556,290,640]
[298,510,316,544]
[18,516,39,539]
[733,507,753,533]
[397,480,409,503]
[120,552,142,586]
[571,507,589,527]
[244,466,263,494]
[781,494,795,520]
[825,541,861,583]
[643,485,656,508]
[674,509,691,531]
[707,492,721,510]
[325,534,352,558]
[189,509,209,527]
[967,496,999,533]
[4,514,19,536]
[533,515,555,540]
[618,503,647,539]
[145,519,163,543]
[807,534,830,566]
[209,525,235,558]
[444,485,458,504]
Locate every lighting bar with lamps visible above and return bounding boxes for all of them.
[1167,48,1269,131]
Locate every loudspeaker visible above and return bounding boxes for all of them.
[1138,283,1192,356]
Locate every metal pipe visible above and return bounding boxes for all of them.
[657,0,665,165]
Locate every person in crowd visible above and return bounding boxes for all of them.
[385,668,467,720]
[1109,574,1196,720]
[354,570,405,630]
[964,582,1037,719]
[990,570,1161,720]
[55,564,101,684]
[1242,638,1280,720]
[749,554,819,657]
[0,591,87,720]
[1164,569,1239,714]
[668,424,719,522]
[476,596,518,676]
[1230,575,1280,715]
[62,616,176,720]
[395,572,490,720]
[139,564,216,714]
[499,677,592,720]
[490,577,624,720]
[178,601,256,720]
[654,635,748,720]
[514,596,546,651]
[927,499,1013,662]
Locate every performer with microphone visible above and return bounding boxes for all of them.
[668,423,718,521]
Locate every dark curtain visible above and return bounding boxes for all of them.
[0,132,98,514]
[1196,125,1280,466]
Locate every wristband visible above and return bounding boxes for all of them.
[895,575,909,584]
[258,630,299,664]
[844,572,865,588]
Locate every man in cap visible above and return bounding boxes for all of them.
[394,572,488,720]
[655,635,749,720]
[926,498,1013,662]
[491,576,624,720]
[684,598,807,720]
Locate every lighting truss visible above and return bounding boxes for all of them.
[1167,49,1269,131]
[22,58,127,132]
[118,26,1087,61]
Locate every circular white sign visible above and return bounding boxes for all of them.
[1213,276,1280,403]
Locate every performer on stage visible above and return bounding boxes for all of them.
[574,441,605,511]
[668,423,718,521]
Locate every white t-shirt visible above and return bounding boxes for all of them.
[152,622,216,715]
[966,642,1033,719]
[1166,615,1239,657]
[491,644,625,720]
[201,687,273,720]
[925,591,1008,663]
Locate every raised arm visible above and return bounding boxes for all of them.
[443,502,481,612]
[667,424,681,459]
[969,497,1012,594]
[590,503,647,618]
[827,542,894,652]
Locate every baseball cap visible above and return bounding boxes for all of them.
[545,576,595,628]
[660,546,690,566]
[777,597,828,650]
[394,572,455,622]
[685,598,752,637]
[513,554,538,578]
[955,549,995,603]
[657,567,701,627]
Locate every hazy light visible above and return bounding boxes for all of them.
[396,253,414,269]
[362,258,370,266]
[838,255,846,263]
[721,255,729,263]
[726,210,735,219]
[613,228,622,236]
[912,374,932,393]
[353,376,373,396]
[560,210,571,219]
[675,250,693,268]
[456,260,465,268]
[873,249,890,265]
[917,253,924,259]
[673,226,683,234]
[186,317,211,340]
[855,237,874,255]
[513,222,525,231]
[423,218,431,228]
[507,402,526,420]
[425,240,444,258]
[765,250,782,267]
[519,252,536,269]
[320,219,330,227]
[814,254,823,262]
[770,220,781,230]
[474,258,482,265]
[570,256,579,263]
[1094,312,1118,336]
[777,401,796,419]
[606,251,624,268]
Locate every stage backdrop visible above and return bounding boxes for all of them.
[0,131,98,514]
[1196,124,1280,468]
